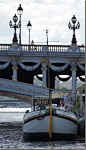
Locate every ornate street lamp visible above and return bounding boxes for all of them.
[9,14,21,42]
[27,21,32,45]
[68,15,80,44]
[17,4,23,45]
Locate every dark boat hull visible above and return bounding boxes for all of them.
[23,132,77,141]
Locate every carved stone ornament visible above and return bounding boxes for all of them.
[49,61,70,72]
[0,60,11,70]
[77,62,85,71]
[41,60,48,71]
[18,61,40,71]
[11,58,18,66]
[70,59,77,68]
[40,58,48,66]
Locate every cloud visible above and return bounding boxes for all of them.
[0,0,85,45]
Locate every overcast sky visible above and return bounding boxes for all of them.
[0,0,85,45]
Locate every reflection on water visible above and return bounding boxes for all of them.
[0,112,25,122]
[0,112,85,149]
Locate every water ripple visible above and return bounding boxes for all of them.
[0,120,85,149]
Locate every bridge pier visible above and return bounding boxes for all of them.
[70,59,77,93]
[11,58,18,81]
[42,67,47,87]
[71,67,77,93]
[12,65,18,81]
[41,60,47,87]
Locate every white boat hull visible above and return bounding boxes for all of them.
[23,109,78,141]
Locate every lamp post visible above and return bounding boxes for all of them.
[27,21,32,45]
[31,40,34,45]
[17,4,23,45]
[68,15,80,44]
[9,14,20,43]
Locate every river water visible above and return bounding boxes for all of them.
[0,112,85,149]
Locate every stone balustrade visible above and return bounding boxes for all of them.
[0,44,11,51]
[0,44,85,53]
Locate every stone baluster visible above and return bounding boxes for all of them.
[70,59,77,93]
[11,58,18,81]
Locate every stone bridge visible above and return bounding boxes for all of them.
[0,90,32,105]
[0,77,71,104]
[0,44,85,95]
[0,14,85,98]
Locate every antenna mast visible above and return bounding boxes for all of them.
[46,30,52,139]
[46,30,50,102]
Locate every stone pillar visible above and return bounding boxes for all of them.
[12,65,18,81]
[71,67,77,93]
[11,58,18,81]
[41,59,47,87]
[70,59,77,93]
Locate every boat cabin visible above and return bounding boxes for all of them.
[32,97,64,111]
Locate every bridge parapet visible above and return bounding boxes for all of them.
[79,46,85,52]
[21,45,70,52]
[0,44,85,53]
[21,45,85,53]
[0,44,11,51]
[21,45,42,52]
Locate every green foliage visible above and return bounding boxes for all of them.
[60,87,71,91]
[77,99,80,109]
[55,86,59,89]
[55,86,71,91]
[72,97,81,110]
[72,106,76,110]
[82,89,85,93]
[61,87,67,90]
